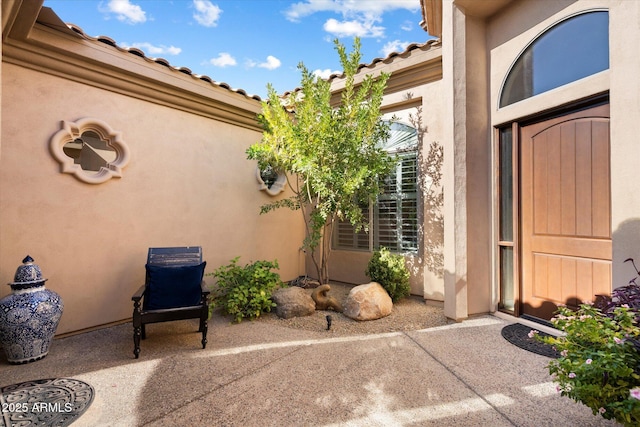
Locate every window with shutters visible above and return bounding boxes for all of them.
[334,122,419,253]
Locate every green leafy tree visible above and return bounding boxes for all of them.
[247,38,395,284]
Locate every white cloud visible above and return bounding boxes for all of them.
[124,42,181,56]
[285,0,419,22]
[193,0,222,27]
[209,52,237,67]
[312,68,341,79]
[246,56,281,70]
[285,0,419,38]
[401,20,413,31]
[381,40,410,57]
[104,0,147,24]
[258,56,281,70]
[323,18,384,38]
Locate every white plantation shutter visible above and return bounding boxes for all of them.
[335,122,419,252]
[335,206,371,250]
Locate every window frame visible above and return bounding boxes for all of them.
[499,10,609,108]
[333,122,420,254]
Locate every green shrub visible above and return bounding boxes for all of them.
[535,303,640,426]
[365,247,410,302]
[209,257,284,323]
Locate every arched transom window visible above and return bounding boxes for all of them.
[500,11,609,108]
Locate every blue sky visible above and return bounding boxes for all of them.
[43,0,433,99]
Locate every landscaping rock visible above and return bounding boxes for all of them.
[311,284,343,312]
[272,287,315,319]
[343,282,392,321]
[289,275,320,289]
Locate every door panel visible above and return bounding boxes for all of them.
[521,104,611,320]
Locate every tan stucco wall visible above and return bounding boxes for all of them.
[442,2,482,320]
[438,0,640,319]
[416,82,446,301]
[462,14,492,317]
[439,0,639,319]
[0,63,305,334]
[0,3,2,165]
[608,0,640,288]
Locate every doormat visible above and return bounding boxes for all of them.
[1,378,94,427]
[501,323,560,358]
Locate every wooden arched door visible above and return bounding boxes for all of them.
[520,103,611,320]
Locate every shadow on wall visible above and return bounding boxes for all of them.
[612,218,640,288]
[405,103,444,284]
[419,139,444,278]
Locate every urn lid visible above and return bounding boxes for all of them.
[10,255,48,285]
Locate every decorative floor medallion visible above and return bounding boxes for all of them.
[1,378,94,427]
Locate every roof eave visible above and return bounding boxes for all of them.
[420,0,442,39]
[327,41,443,106]
[2,2,263,131]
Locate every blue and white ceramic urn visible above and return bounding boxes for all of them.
[0,255,64,364]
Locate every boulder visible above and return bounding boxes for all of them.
[343,282,392,321]
[272,287,315,319]
[311,284,343,312]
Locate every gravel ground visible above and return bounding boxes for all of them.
[256,282,450,336]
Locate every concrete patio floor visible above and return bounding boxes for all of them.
[0,314,621,426]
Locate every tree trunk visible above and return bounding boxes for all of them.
[306,217,335,285]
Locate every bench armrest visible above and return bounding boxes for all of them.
[132,284,146,302]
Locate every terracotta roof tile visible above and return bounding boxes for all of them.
[96,36,117,47]
[61,21,263,102]
[281,39,441,97]
[154,58,171,67]
[125,47,145,57]
[46,10,439,103]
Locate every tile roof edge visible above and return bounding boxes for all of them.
[281,39,441,98]
[53,19,263,102]
[42,7,440,104]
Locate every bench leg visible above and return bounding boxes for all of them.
[133,299,143,358]
[200,319,208,349]
[133,325,141,359]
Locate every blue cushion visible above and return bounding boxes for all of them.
[144,262,206,310]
